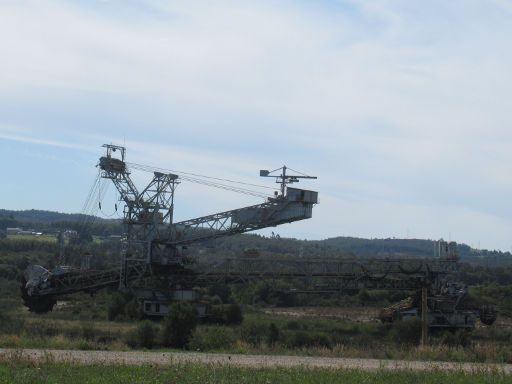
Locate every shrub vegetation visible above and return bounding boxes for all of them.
[162,302,198,348]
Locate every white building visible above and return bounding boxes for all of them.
[6,228,22,235]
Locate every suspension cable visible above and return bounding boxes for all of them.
[127,162,276,190]
[77,171,101,229]
[286,167,312,177]
[127,162,273,199]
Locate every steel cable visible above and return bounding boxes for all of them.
[127,162,273,199]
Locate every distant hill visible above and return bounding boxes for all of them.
[1,209,511,266]
[0,209,108,224]
[0,209,122,236]
[318,236,511,266]
[321,236,435,257]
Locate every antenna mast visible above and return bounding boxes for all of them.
[260,165,317,196]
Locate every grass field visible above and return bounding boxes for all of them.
[6,234,56,243]
[0,361,509,384]
[2,300,512,364]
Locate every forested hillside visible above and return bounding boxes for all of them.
[0,209,91,223]
[0,209,123,237]
[1,209,511,266]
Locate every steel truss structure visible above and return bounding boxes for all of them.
[21,145,495,329]
[97,144,318,290]
[22,251,458,310]
[183,256,458,290]
[22,144,319,310]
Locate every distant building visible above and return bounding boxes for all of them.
[6,228,22,235]
[63,230,78,238]
[19,230,42,236]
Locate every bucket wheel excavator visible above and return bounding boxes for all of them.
[21,145,496,329]
[22,144,318,314]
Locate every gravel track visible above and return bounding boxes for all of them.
[0,348,510,374]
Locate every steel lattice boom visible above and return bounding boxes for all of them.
[20,145,497,330]
[22,144,320,310]
[96,144,318,287]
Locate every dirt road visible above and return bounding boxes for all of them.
[0,348,510,374]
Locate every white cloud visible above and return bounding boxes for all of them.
[1,0,512,249]
[0,124,94,152]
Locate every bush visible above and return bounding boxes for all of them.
[137,321,157,349]
[266,323,280,346]
[358,289,371,303]
[81,322,97,341]
[241,319,268,346]
[24,320,58,338]
[188,327,236,351]
[440,330,472,348]
[389,319,422,345]
[124,298,142,320]
[0,312,25,335]
[127,321,158,349]
[225,303,243,325]
[286,320,300,330]
[210,295,223,305]
[107,292,140,321]
[274,291,297,307]
[77,340,95,350]
[162,302,197,348]
[284,330,331,348]
[107,292,127,321]
[208,285,232,303]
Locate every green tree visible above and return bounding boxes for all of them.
[162,302,197,348]
[266,323,280,346]
[136,321,157,349]
[107,292,127,321]
[389,319,422,345]
[126,321,158,349]
[225,303,243,325]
